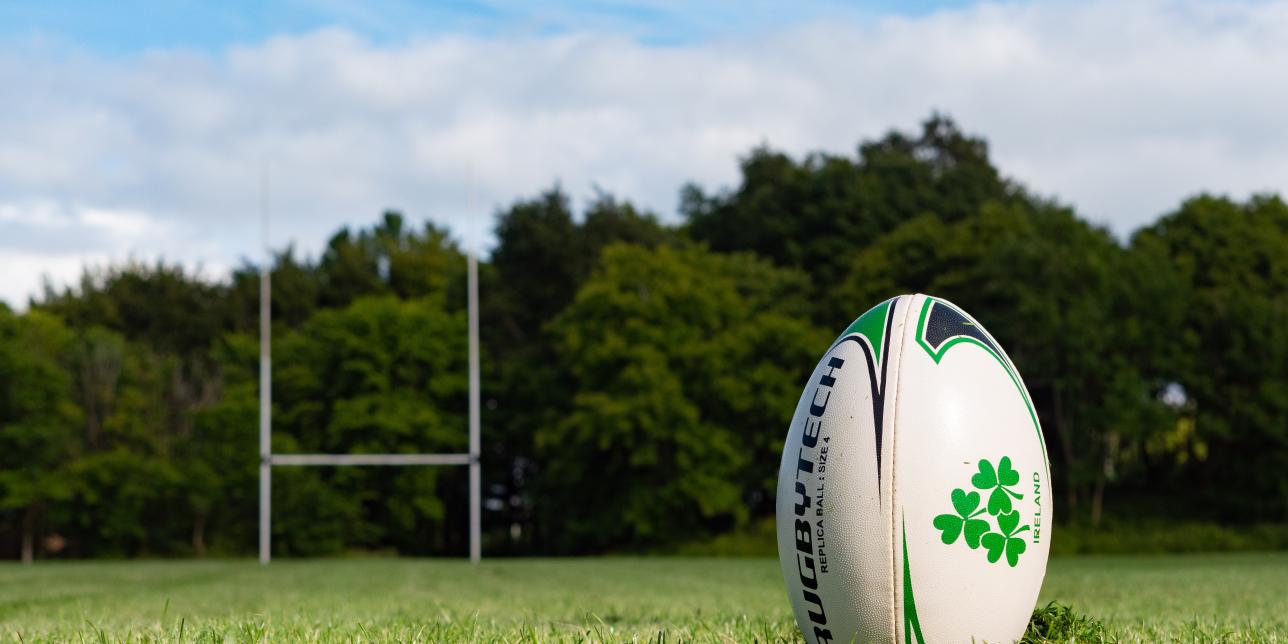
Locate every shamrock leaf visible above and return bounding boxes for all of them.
[971,459,997,490]
[997,508,1020,535]
[1004,534,1027,567]
[997,456,1021,487]
[934,488,985,545]
[988,486,1013,516]
[989,510,1031,568]
[981,531,1006,563]
[963,517,990,549]
[951,488,981,516]
[933,513,963,545]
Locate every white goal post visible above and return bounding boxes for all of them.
[257,253,482,564]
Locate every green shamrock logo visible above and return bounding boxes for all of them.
[931,455,1031,567]
[980,509,1030,567]
[971,456,1023,516]
[932,488,990,549]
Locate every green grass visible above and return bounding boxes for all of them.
[1,554,1286,642]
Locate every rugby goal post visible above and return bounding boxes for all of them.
[256,252,482,564]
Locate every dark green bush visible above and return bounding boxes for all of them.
[1051,521,1288,556]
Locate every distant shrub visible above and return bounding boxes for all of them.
[669,518,777,557]
[1051,521,1288,556]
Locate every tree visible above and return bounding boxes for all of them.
[3,125,1285,559]
[57,449,185,557]
[0,310,81,563]
[1131,194,1288,520]
[269,295,469,554]
[184,332,260,555]
[229,246,321,332]
[481,188,674,552]
[684,115,1016,325]
[540,244,826,551]
[316,211,465,310]
[68,327,125,451]
[36,262,231,357]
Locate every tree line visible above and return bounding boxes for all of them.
[1,116,1285,561]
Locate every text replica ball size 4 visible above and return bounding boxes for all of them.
[777,294,1051,644]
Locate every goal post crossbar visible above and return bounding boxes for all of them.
[269,453,473,467]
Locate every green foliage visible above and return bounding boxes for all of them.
[1132,194,1288,520]
[56,449,186,556]
[223,212,467,335]
[487,189,672,345]
[670,517,779,557]
[685,115,1016,326]
[540,243,826,551]
[2,115,1286,559]
[268,295,468,555]
[481,189,676,552]
[316,212,466,310]
[229,246,321,329]
[2,212,475,559]
[183,332,259,555]
[36,262,230,356]
[1052,521,1288,556]
[0,310,81,562]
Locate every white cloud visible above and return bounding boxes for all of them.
[80,207,163,239]
[0,200,224,308]
[1,0,1287,308]
[0,251,94,309]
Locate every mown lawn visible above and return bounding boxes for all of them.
[2,553,1286,642]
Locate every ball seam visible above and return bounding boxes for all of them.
[887,294,916,643]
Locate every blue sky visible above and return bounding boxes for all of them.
[1,0,1286,308]
[1,0,980,52]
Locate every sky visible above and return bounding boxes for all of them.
[2,0,1287,308]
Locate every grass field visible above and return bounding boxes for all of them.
[2,554,1286,642]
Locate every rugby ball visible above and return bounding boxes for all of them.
[777,294,1051,644]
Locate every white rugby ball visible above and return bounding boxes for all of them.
[777,294,1051,644]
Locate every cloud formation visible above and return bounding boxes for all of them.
[2,0,1287,307]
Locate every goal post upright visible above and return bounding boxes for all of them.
[258,165,272,566]
[468,254,481,564]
